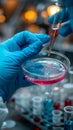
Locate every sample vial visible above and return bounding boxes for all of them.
[52,110,62,125]
[53,86,60,110]
[43,92,54,121]
[64,106,73,130]
[32,96,43,122]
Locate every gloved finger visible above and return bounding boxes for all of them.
[20,33,50,49]
[4,31,50,50]
[62,0,73,7]
[59,20,73,36]
[48,8,69,24]
[12,40,44,65]
[35,33,50,43]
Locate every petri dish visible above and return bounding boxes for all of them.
[22,51,70,85]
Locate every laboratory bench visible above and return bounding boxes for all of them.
[5,113,64,130]
[5,103,64,130]
[5,83,73,130]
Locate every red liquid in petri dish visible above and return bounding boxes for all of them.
[25,73,66,85]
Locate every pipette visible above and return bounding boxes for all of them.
[48,3,65,54]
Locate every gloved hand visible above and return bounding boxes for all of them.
[62,0,73,7]
[48,0,73,36]
[0,31,50,102]
[0,97,8,128]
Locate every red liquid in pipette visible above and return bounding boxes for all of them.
[50,27,59,40]
[49,27,59,52]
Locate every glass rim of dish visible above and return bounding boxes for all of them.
[22,50,70,79]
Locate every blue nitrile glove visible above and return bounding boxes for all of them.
[0,31,50,102]
[48,0,73,37]
[62,0,73,7]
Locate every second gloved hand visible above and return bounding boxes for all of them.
[62,0,73,33]
[48,0,73,36]
[0,31,50,101]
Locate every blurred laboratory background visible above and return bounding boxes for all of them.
[0,0,73,65]
[1,1,73,130]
